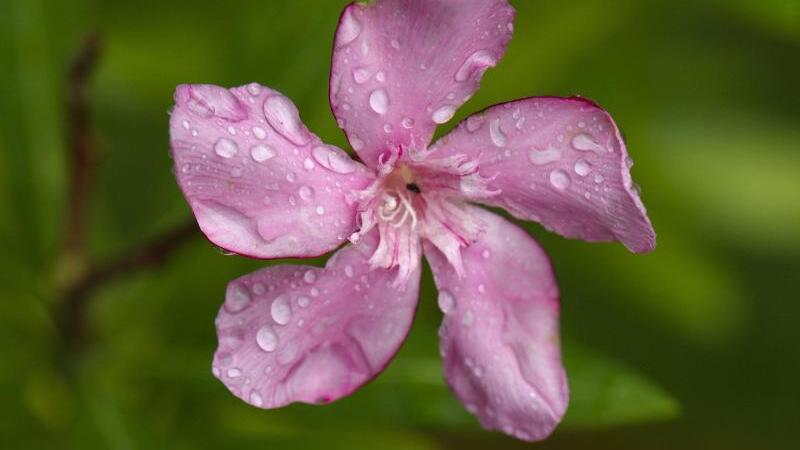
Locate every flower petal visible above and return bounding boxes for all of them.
[212,232,420,408]
[431,96,655,253]
[170,83,375,259]
[330,0,515,167]
[424,206,567,442]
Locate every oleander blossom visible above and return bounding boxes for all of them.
[168,0,655,442]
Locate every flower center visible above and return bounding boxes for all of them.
[349,149,497,282]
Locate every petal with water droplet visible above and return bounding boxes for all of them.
[432,96,655,253]
[330,0,515,167]
[170,83,375,259]
[213,232,420,408]
[424,206,567,442]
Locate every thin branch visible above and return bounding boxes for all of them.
[63,32,101,259]
[57,220,198,354]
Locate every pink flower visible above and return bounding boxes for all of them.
[169,0,654,441]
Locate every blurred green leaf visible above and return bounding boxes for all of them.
[561,341,679,430]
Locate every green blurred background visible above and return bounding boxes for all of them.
[1,0,798,448]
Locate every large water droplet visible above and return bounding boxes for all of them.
[225,284,252,313]
[455,50,496,82]
[214,137,239,158]
[528,147,561,165]
[336,8,362,46]
[250,144,276,162]
[311,145,357,174]
[571,133,604,153]
[432,105,456,124]
[549,169,571,190]
[369,89,389,115]
[271,295,292,325]
[263,94,311,146]
[489,118,507,147]
[438,290,455,314]
[256,325,279,352]
[574,158,592,176]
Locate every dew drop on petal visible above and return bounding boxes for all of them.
[252,126,267,139]
[401,117,414,129]
[369,88,389,115]
[466,115,484,132]
[528,147,561,165]
[352,67,372,84]
[250,144,276,162]
[549,169,571,191]
[489,118,507,147]
[574,158,592,176]
[263,95,311,146]
[344,264,355,277]
[249,390,264,407]
[297,295,311,308]
[270,295,292,325]
[256,325,279,352]
[336,8,361,46]
[571,132,604,153]
[298,185,314,201]
[225,284,252,313]
[455,50,496,82]
[438,290,455,314]
[214,137,239,158]
[227,368,242,378]
[432,105,456,124]
[311,146,357,174]
[303,269,317,284]
[303,158,315,171]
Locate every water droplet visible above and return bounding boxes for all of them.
[344,264,355,277]
[214,137,239,158]
[249,390,263,407]
[352,67,371,84]
[230,167,242,178]
[462,310,475,326]
[250,144,276,162]
[383,123,392,133]
[252,283,265,295]
[336,8,361,46]
[263,94,311,146]
[252,126,267,139]
[489,118,507,147]
[401,117,414,129]
[297,295,311,308]
[298,185,314,201]
[369,89,389,115]
[315,205,326,215]
[225,284,252,313]
[256,325,279,352]
[594,173,605,184]
[226,368,242,378]
[571,132,604,153]
[181,119,190,130]
[183,84,246,121]
[528,147,561,165]
[477,284,486,294]
[375,71,386,83]
[466,115,484,132]
[574,158,592,176]
[481,249,490,259]
[455,50,496,82]
[432,105,456,124]
[286,172,297,183]
[270,295,292,325]
[303,270,317,284]
[303,158,315,171]
[311,146,357,174]
[227,125,237,135]
[549,169,571,191]
[246,83,262,96]
[438,290,455,314]
[390,39,400,49]
[310,287,320,297]
[349,134,365,151]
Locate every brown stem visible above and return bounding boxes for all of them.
[63,32,101,259]
[57,220,198,355]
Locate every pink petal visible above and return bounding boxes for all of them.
[431,96,656,253]
[212,232,420,408]
[170,83,375,259]
[424,206,568,442]
[330,0,515,167]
